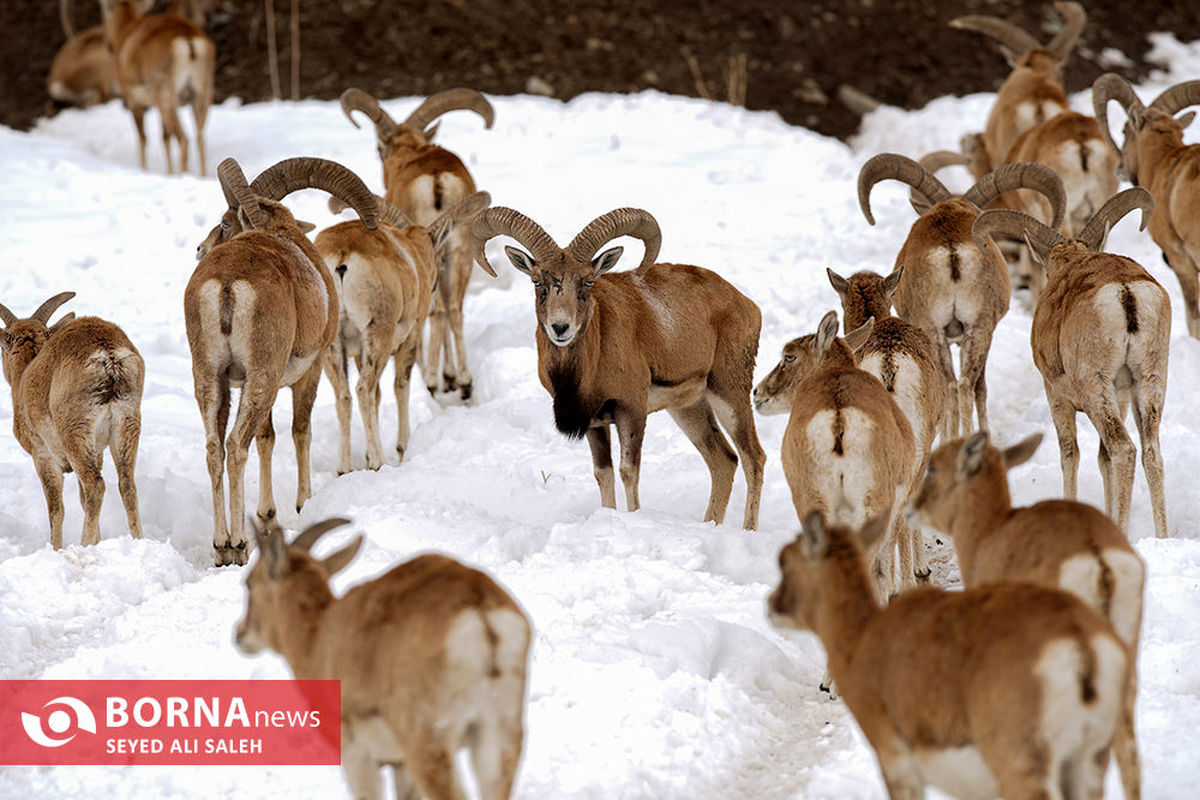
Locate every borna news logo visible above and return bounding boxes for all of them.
[20,696,98,748]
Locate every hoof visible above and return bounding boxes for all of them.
[819,682,839,700]
[914,567,932,583]
[214,541,248,567]
[337,469,349,477]
[396,444,406,462]
[459,382,473,401]
[442,373,458,391]
[256,507,276,522]
[426,384,437,397]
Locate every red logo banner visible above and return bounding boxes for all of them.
[0,680,340,765]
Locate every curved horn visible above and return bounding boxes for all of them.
[59,0,76,38]
[250,157,379,230]
[339,88,397,140]
[858,153,953,225]
[0,303,17,327]
[403,88,495,133]
[1077,187,1154,252]
[1046,1,1086,60]
[1149,79,1200,117]
[972,209,1065,261]
[566,208,662,275]
[428,191,492,243]
[911,150,970,213]
[949,14,1039,57]
[291,517,352,553]
[374,195,413,228]
[1092,73,1144,154]
[962,162,1067,231]
[469,207,561,277]
[217,158,266,229]
[30,291,76,325]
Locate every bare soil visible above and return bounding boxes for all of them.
[5,1,1199,140]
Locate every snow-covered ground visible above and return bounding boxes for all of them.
[2,34,1200,799]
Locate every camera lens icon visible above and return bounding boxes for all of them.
[21,697,97,748]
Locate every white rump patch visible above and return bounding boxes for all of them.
[912,745,996,800]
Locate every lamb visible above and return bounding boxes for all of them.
[769,509,1130,800]
[0,293,143,548]
[236,517,530,800]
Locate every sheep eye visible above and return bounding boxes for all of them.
[783,354,796,363]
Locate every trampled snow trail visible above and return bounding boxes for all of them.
[1,35,1199,799]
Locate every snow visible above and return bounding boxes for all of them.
[3,34,1200,800]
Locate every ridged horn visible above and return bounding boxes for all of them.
[949,14,1039,57]
[469,207,561,277]
[972,209,1065,261]
[217,158,266,228]
[911,150,971,213]
[566,208,662,275]
[60,0,75,38]
[962,162,1066,231]
[339,88,397,140]
[858,153,953,225]
[291,517,352,553]
[1046,2,1086,60]
[1092,73,1144,153]
[31,291,76,325]
[250,157,379,230]
[1149,80,1200,117]
[374,195,413,228]
[428,191,492,244]
[0,303,17,327]
[403,88,495,134]
[1077,187,1154,252]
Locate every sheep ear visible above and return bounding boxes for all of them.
[1178,110,1196,130]
[882,267,902,300]
[320,535,364,578]
[843,316,874,352]
[1023,233,1048,265]
[815,310,840,354]
[957,431,990,478]
[592,246,623,276]
[504,245,536,275]
[1002,433,1042,468]
[423,122,440,142]
[800,511,829,560]
[261,524,288,580]
[296,220,316,234]
[48,313,76,335]
[858,512,890,552]
[826,268,850,298]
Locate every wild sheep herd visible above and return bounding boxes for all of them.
[9,1,1200,798]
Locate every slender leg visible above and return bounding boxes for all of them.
[1131,373,1169,539]
[1083,382,1136,533]
[405,736,467,800]
[470,717,524,800]
[958,324,994,433]
[111,410,143,539]
[291,363,323,513]
[1164,249,1200,339]
[33,455,65,550]
[224,374,279,567]
[129,105,148,170]
[708,392,767,530]
[666,400,737,525]
[394,333,420,460]
[254,411,277,522]
[195,370,232,563]
[1044,386,1080,501]
[934,331,958,440]
[322,343,354,475]
[585,426,616,509]
[614,408,647,513]
[356,322,392,470]
[340,726,383,800]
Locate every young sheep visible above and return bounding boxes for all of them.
[858,154,1066,438]
[907,431,1145,799]
[187,157,380,566]
[341,87,495,399]
[102,0,215,174]
[236,517,530,800]
[315,191,490,472]
[973,188,1170,539]
[470,206,766,529]
[0,293,144,548]
[753,310,915,608]
[826,267,947,584]
[1094,74,1200,338]
[768,510,1130,800]
[950,1,1086,165]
